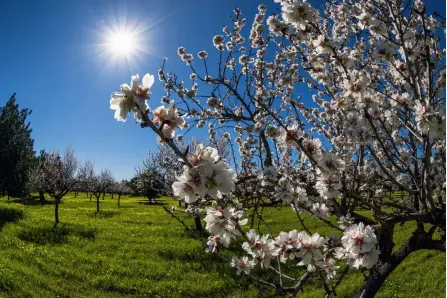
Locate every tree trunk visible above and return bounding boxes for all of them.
[118,194,121,206]
[90,194,92,201]
[96,196,100,212]
[74,191,77,198]
[39,191,45,204]
[55,200,60,224]
[111,193,114,199]
[178,200,182,207]
[358,227,444,298]
[194,215,203,232]
[359,263,394,298]
[102,192,105,200]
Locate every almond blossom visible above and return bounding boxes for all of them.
[110,73,154,122]
[152,101,186,138]
[230,256,256,275]
[204,207,247,239]
[336,223,379,269]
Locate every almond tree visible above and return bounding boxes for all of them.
[113,181,131,206]
[28,150,48,204]
[41,147,78,224]
[108,0,445,297]
[77,160,95,200]
[90,169,114,212]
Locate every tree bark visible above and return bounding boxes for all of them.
[111,193,114,199]
[118,194,121,206]
[39,191,45,204]
[194,215,203,232]
[55,200,60,224]
[359,228,445,298]
[96,196,100,212]
[102,192,105,200]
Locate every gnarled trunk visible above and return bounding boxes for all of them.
[359,226,445,298]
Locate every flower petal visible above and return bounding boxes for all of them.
[142,73,155,89]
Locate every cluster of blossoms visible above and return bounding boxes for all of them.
[110,73,186,140]
[152,101,186,139]
[214,223,375,278]
[110,73,154,122]
[335,223,380,269]
[171,145,237,204]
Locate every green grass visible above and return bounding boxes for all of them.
[0,194,444,297]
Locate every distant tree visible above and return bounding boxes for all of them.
[0,93,35,198]
[41,147,78,224]
[77,160,95,200]
[114,181,132,206]
[134,169,166,204]
[82,167,114,213]
[103,174,115,200]
[127,176,141,196]
[28,150,48,204]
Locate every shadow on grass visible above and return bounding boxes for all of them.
[89,210,120,218]
[135,200,167,206]
[0,207,24,231]
[9,197,54,206]
[157,246,219,264]
[18,224,95,245]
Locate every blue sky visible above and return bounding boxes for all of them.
[0,0,444,181]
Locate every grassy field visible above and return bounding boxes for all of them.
[0,194,444,297]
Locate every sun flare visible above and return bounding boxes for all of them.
[107,30,137,55]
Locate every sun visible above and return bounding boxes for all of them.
[107,29,137,56]
[91,10,174,71]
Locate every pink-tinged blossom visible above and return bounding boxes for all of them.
[242,229,278,269]
[172,167,201,204]
[152,102,186,139]
[336,223,379,269]
[110,73,154,122]
[296,232,325,269]
[274,230,300,263]
[230,256,256,275]
[414,102,430,134]
[206,234,230,253]
[315,172,342,199]
[204,207,247,238]
[317,258,340,280]
[311,202,329,220]
[278,124,303,147]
